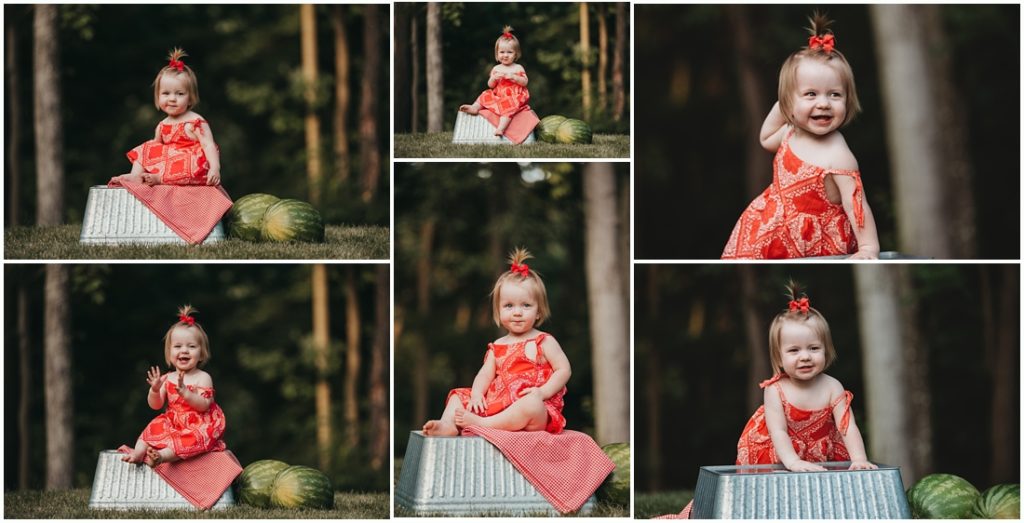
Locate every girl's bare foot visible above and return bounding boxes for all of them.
[115,173,144,184]
[454,406,485,429]
[121,447,147,464]
[144,447,162,467]
[140,172,163,186]
[495,117,511,136]
[422,419,459,437]
[459,104,480,115]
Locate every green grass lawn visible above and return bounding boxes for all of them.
[3,488,388,518]
[4,224,389,260]
[634,490,693,519]
[393,132,629,158]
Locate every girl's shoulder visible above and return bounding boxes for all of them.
[191,369,214,387]
[822,132,858,171]
[818,373,845,397]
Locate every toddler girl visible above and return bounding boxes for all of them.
[113,48,222,187]
[122,305,227,466]
[422,248,571,436]
[722,13,880,259]
[459,26,530,137]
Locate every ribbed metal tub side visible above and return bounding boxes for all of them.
[88,450,235,510]
[79,185,225,245]
[451,111,536,145]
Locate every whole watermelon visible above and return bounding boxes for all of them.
[907,473,980,518]
[270,465,334,509]
[537,115,567,143]
[968,484,1019,519]
[597,442,630,507]
[228,193,280,241]
[237,459,290,508]
[261,199,325,243]
[554,118,593,144]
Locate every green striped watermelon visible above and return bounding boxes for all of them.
[597,442,630,507]
[260,199,325,243]
[237,459,290,508]
[270,465,334,509]
[554,118,593,144]
[907,473,980,518]
[537,115,567,143]
[228,193,280,241]
[968,484,1019,519]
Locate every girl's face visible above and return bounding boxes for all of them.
[497,42,516,66]
[778,320,826,381]
[497,281,539,336]
[789,59,847,136]
[157,73,191,117]
[168,326,203,372]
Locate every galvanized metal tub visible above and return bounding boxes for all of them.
[808,251,927,260]
[79,185,226,245]
[451,111,537,145]
[88,450,236,510]
[395,430,597,516]
[691,462,911,519]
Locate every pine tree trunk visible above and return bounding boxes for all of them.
[583,163,629,444]
[34,4,63,226]
[411,13,420,134]
[344,268,361,448]
[597,4,608,114]
[740,266,769,412]
[426,4,443,132]
[7,22,21,226]
[300,4,323,205]
[312,264,332,472]
[727,5,771,199]
[358,4,381,202]
[413,218,436,425]
[988,265,1018,483]
[579,3,592,120]
[369,265,390,471]
[612,2,626,121]
[44,265,72,489]
[330,5,351,182]
[393,4,411,134]
[18,283,31,489]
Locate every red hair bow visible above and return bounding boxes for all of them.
[178,313,195,326]
[168,59,185,72]
[789,297,810,314]
[503,31,513,39]
[808,34,835,54]
[510,262,530,276]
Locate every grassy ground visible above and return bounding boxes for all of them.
[393,132,630,158]
[3,489,389,518]
[4,224,389,260]
[634,490,693,519]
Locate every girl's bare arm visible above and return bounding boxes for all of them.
[832,175,880,258]
[535,337,571,399]
[764,386,825,471]
[760,102,789,152]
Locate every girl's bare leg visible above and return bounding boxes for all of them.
[422,396,461,436]
[455,393,547,432]
[459,103,481,115]
[121,439,149,463]
[114,162,146,184]
[495,116,511,136]
[146,446,180,468]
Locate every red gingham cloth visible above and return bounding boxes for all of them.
[106,179,232,245]
[461,426,615,513]
[474,107,541,145]
[117,445,242,510]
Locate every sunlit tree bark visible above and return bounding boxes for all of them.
[343,268,361,448]
[612,2,626,121]
[358,4,381,202]
[411,13,420,133]
[8,21,21,226]
[369,265,390,470]
[597,4,608,114]
[300,4,323,205]
[18,283,31,489]
[426,3,443,132]
[330,5,351,181]
[34,5,63,226]
[44,265,72,488]
[579,3,592,119]
[311,264,332,471]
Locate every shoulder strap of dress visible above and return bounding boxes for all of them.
[533,332,549,359]
[830,390,853,435]
[189,118,208,136]
[759,373,789,403]
[826,170,865,228]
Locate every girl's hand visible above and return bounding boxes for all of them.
[147,366,166,393]
[468,391,487,414]
[206,168,221,186]
[849,460,877,470]
[786,460,827,472]
[518,386,541,398]
[848,249,878,260]
[177,370,188,395]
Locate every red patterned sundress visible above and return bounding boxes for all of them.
[736,373,852,465]
[447,332,566,434]
[140,380,227,459]
[126,118,216,185]
[722,128,865,259]
[476,71,531,117]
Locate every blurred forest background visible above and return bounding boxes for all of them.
[393,163,630,455]
[4,264,389,493]
[393,2,629,134]
[635,264,1019,493]
[635,5,1019,259]
[5,4,388,230]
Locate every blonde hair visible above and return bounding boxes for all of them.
[777,12,861,129]
[494,25,522,63]
[152,48,200,111]
[163,304,211,367]
[767,281,836,375]
[490,247,550,327]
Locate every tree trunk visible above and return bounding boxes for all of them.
[34,4,63,226]
[311,264,332,472]
[426,4,443,132]
[597,4,608,114]
[583,163,629,444]
[18,283,31,489]
[393,4,411,134]
[413,218,436,425]
[612,2,626,121]
[359,4,381,202]
[987,265,1018,483]
[579,3,592,120]
[44,264,72,489]
[368,265,390,471]
[727,5,771,198]
[643,265,662,491]
[330,5,351,182]
[8,21,21,226]
[740,265,769,412]
[411,13,420,134]
[300,4,323,206]
[343,267,361,449]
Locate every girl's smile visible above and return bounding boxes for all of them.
[497,44,516,65]
[157,74,191,118]
[168,326,203,372]
[778,321,826,381]
[790,59,846,136]
[498,281,539,337]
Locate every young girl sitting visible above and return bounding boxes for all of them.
[459,26,530,137]
[722,13,880,259]
[422,248,571,436]
[113,48,222,187]
[122,305,227,466]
